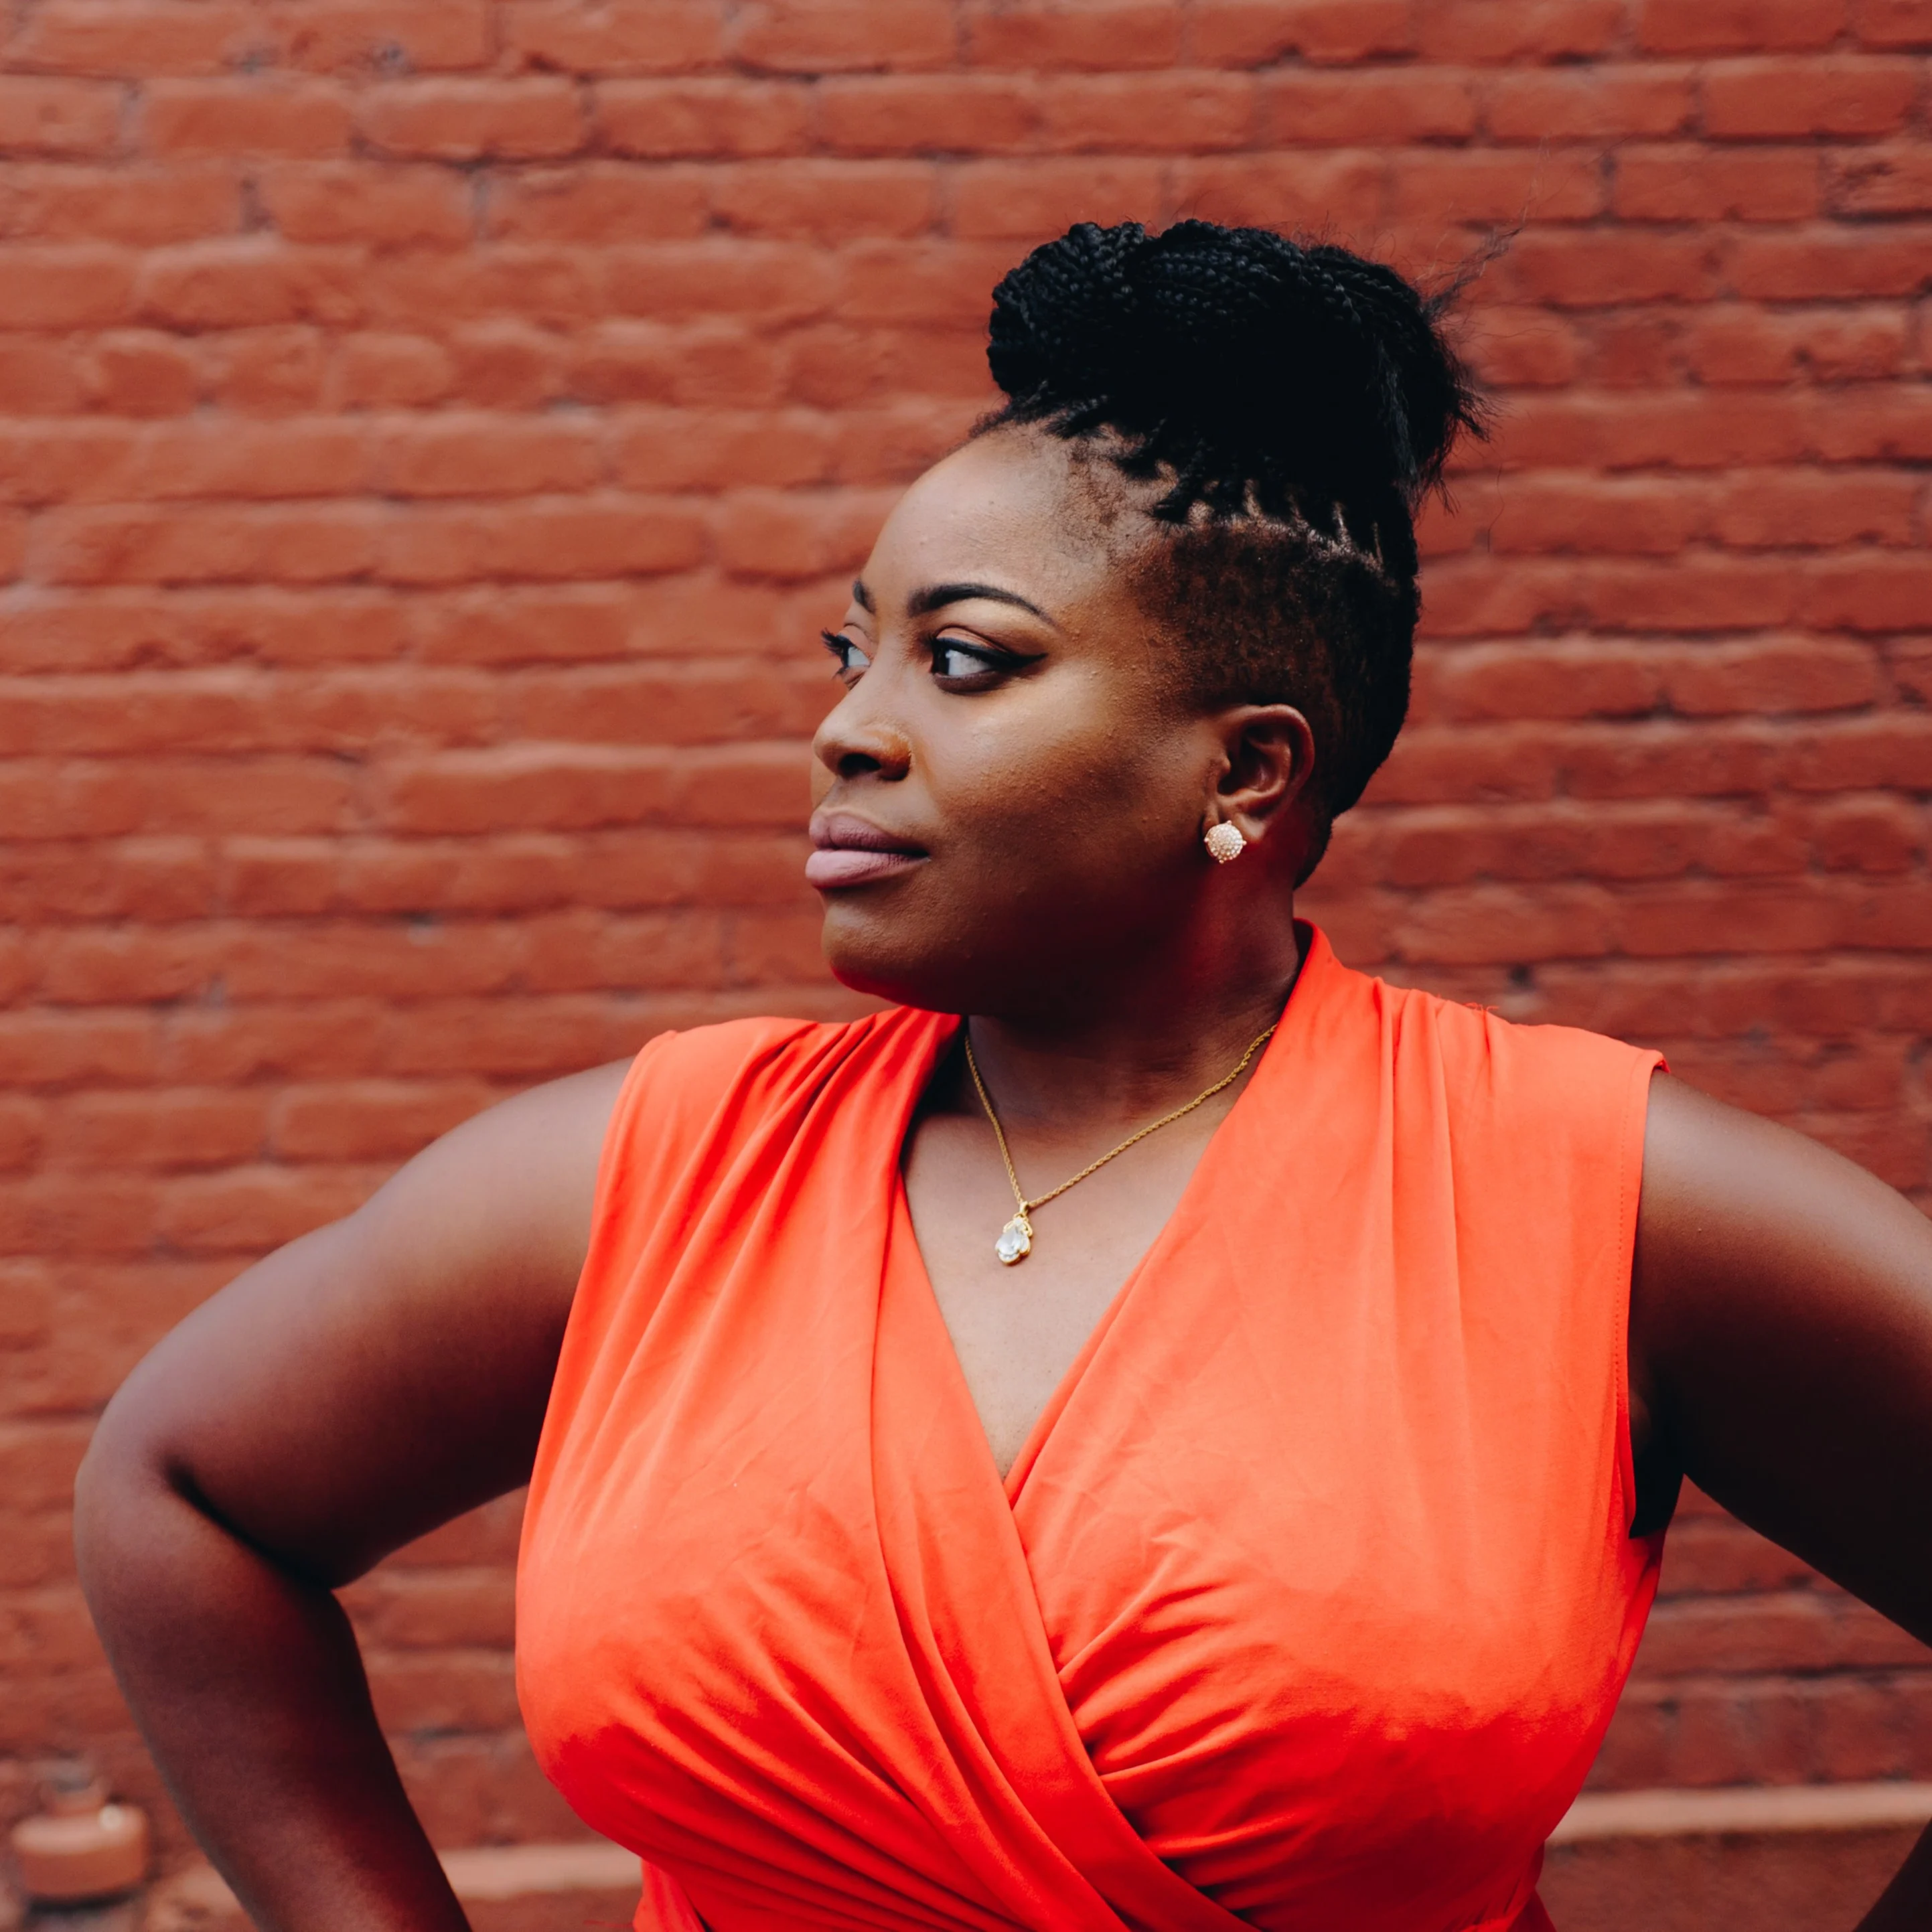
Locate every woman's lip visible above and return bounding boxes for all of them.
[805,847,925,889]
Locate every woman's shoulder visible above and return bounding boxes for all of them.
[603,1004,946,1153]
[620,1004,930,1096]
[1391,977,1656,1081]
[1316,942,1661,1149]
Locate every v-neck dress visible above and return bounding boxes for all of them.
[516,929,1665,1932]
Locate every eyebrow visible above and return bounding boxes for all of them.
[851,579,874,613]
[906,581,1057,625]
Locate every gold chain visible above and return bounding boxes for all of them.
[962,1021,1277,1245]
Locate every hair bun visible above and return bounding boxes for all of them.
[986,220,1480,520]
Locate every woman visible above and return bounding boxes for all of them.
[75,221,1932,1932]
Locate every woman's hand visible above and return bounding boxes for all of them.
[1631,1072,1932,1928]
[74,1060,627,1932]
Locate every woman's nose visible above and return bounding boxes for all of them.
[812,680,913,784]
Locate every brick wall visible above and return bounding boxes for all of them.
[1,0,1927,1875]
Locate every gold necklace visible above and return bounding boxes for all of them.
[961,1021,1278,1266]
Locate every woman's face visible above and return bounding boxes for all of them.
[808,425,1280,1019]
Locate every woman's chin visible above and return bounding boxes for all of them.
[820,909,992,1015]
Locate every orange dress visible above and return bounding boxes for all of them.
[518,929,1664,1932]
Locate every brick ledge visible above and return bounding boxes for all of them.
[1554,1783,1932,1844]
[143,1790,1932,1923]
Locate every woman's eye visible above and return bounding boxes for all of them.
[931,639,1004,682]
[822,631,871,679]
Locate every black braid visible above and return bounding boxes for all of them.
[978,219,1485,869]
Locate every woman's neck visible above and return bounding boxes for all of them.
[950,911,1305,1134]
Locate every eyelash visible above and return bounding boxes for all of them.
[820,631,1016,684]
[822,629,866,678]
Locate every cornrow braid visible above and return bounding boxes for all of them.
[979,220,1485,872]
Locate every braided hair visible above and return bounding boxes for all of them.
[980,220,1484,875]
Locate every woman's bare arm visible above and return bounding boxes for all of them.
[73,1060,628,1932]
[1631,1071,1932,1931]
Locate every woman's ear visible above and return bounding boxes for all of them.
[1210,704,1317,850]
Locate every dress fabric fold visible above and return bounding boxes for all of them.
[518,929,1665,1932]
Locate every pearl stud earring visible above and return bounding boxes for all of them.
[1204,822,1246,864]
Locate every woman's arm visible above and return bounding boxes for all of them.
[73,1061,628,1932]
[1631,1071,1932,1931]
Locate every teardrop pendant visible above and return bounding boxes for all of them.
[994,1213,1033,1266]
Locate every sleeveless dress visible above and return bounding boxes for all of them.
[517,928,1665,1932]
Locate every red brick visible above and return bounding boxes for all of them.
[0,1012,159,1087]
[48,1090,265,1169]
[510,664,827,745]
[1390,149,1609,225]
[1712,469,1918,548]
[949,156,1167,238]
[1802,556,1932,632]
[1485,67,1696,141]
[569,318,788,408]
[1261,71,1478,144]
[333,330,453,408]
[0,1096,48,1171]
[1037,72,1258,153]
[1702,57,1921,137]
[0,336,84,413]
[0,246,134,327]
[1483,477,1704,556]
[815,74,1041,155]
[267,1081,492,1162]
[1681,307,1795,385]
[1505,380,1793,470]
[371,417,602,498]
[366,1651,522,1732]
[711,488,894,581]
[733,0,956,74]
[141,78,352,157]
[1806,382,1932,459]
[0,78,124,157]
[1189,0,1415,67]
[966,0,1185,70]
[7,0,259,76]
[711,161,937,240]
[32,503,380,585]
[136,239,359,331]
[204,324,329,413]
[1854,0,1932,46]
[1615,147,1822,222]
[256,163,473,247]
[1806,795,1925,871]
[372,496,707,585]
[596,78,813,157]
[267,0,495,74]
[157,1165,376,1253]
[1637,0,1850,51]
[1500,232,1718,307]
[378,742,804,836]
[502,0,727,74]
[1661,637,1884,716]
[603,241,838,323]
[1730,226,1932,300]
[1411,0,1624,62]
[484,163,709,243]
[0,161,240,244]
[1169,151,1388,232]
[611,407,834,490]
[360,245,605,331]
[825,240,1020,330]
[77,329,198,415]
[1828,145,1932,216]
[357,80,586,162]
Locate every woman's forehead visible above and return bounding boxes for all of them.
[857,429,1144,618]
